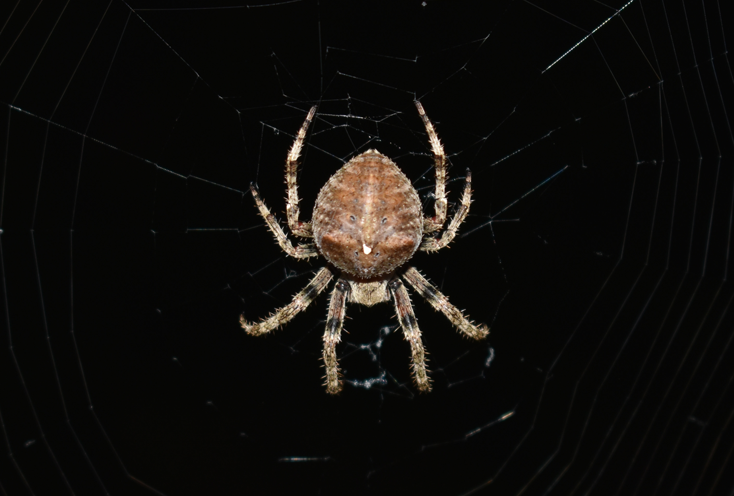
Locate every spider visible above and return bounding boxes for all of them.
[241,102,489,394]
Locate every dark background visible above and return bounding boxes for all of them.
[1,1,733,495]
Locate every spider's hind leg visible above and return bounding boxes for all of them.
[415,101,447,234]
[419,168,473,253]
[250,184,318,259]
[286,106,317,238]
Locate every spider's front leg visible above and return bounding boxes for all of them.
[402,267,488,340]
[286,106,317,238]
[415,101,447,234]
[241,267,333,336]
[390,277,432,392]
[250,184,319,259]
[322,279,350,394]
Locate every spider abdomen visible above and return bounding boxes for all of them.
[313,150,423,279]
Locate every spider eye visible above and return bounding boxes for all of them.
[374,252,380,257]
[381,217,388,224]
[350,215,356,222]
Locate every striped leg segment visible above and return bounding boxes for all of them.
[241,267,333,336]
[322,279,350,394]
[402,267,488,340]
[286,106,317,237]
[390,277,432,392]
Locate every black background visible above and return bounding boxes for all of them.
[1,1,733,495]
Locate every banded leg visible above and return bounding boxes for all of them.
[250,184,318,259]
[389,278,432,392]
[323,279,350,394]
[402,267,489,340]
[241,267,333,336]
[419,169,473,252]
[415,101,447,233]
[286,106,317,237]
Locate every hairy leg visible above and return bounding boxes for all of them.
[250,184,318,258]
[415,101,447,234]
[322,279,350,394]
[286,106,317,237]
[390,277,432,392]
[241,267,333,335]
[419,169,473,252]
[402,267,488,340]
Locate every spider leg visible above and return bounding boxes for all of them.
[389,278,432,392]
[250,184,318,259]
[241,267,333,336]
[286,106,317,238]
[415,101,447,234]
[322,279,350,394]
[402,267,489,340]
[419,168,473,252]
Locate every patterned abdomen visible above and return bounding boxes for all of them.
[312,150,423,279]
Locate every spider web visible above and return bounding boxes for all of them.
[1,0,733,495]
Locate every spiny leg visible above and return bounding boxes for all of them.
[286,106,317,237]
[250,184,318,259]
[415,101,447,234]
[389,278,432,392]
[241,267,333,336]
[402,267,489,340]
[323,279,350,394]
[420,169,473,252]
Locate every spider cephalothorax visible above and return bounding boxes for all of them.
[241,102,489,394]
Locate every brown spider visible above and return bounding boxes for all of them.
[241,102,489,394]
